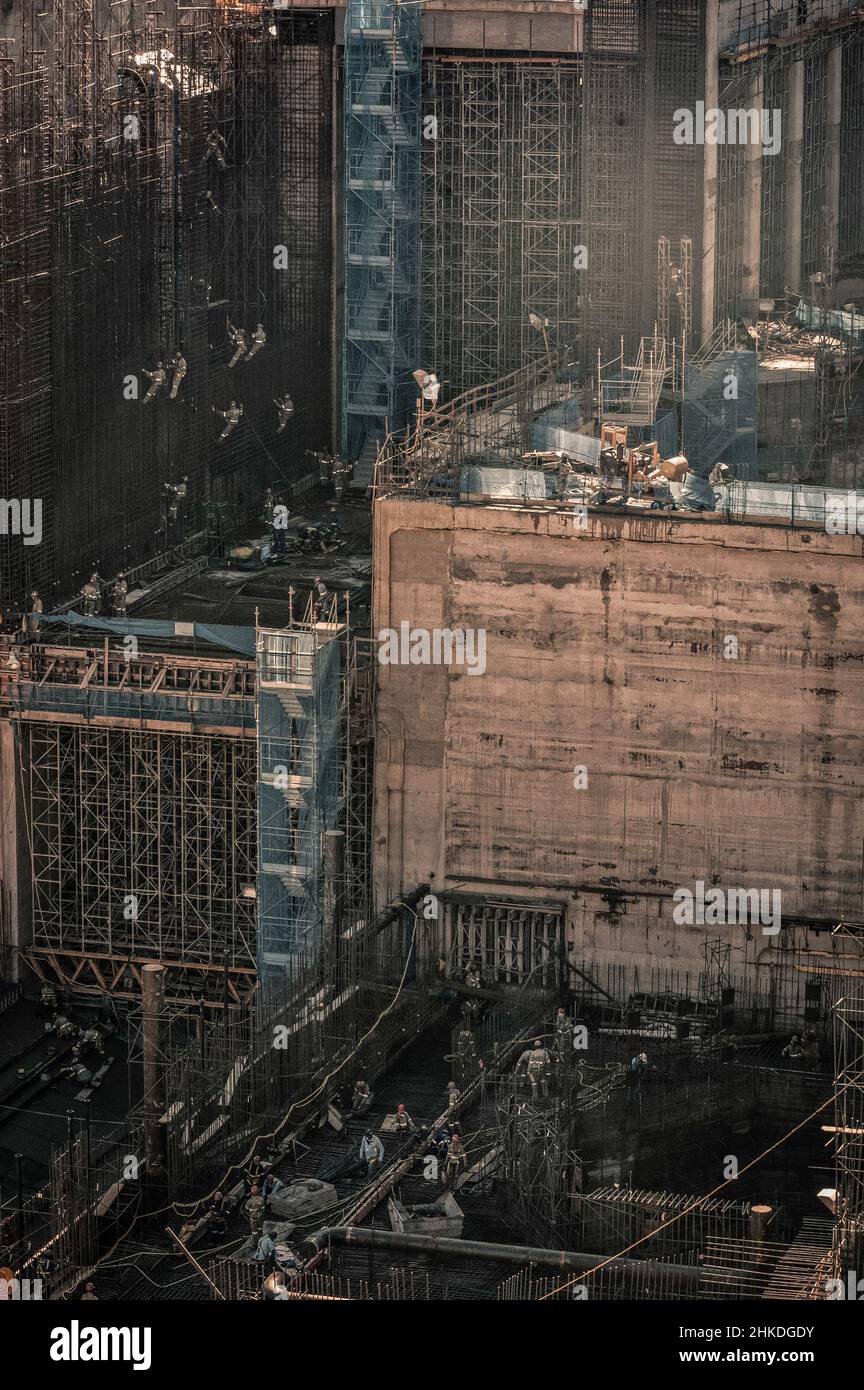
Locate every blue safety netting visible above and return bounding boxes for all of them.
[683,349,758,479]
[256,629,342,975]
[32,611,255,658]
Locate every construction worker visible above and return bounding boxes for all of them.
[359,1129,384,1178]
[781,1034,804,1066]
[519,1039,551,1101]
[261,1171,286,1204]
[39,982,57,1015]
[351,1078,372,1116]
[163,479,187,523]
[255,1231,278,1275]
[443,1132,466,1187]
[455,1026,477,1079]
[80,572,102,616]
[73,1027,105,1060]
[142,361,165,402]
[262,487,276,526]
[445,1080,460,1114]
[22,590,42,641]
[227,323,248,369]
[312,576,328,623]
[213,400,243,440]
[394,1103,416,1137]
[274,393,294,433]
[58,1060,93,1084]
[331,455,351,497]
[204,129,228,169]
[244,1185,266,1234]
[245,1154,269,1193]
[169,352,187,400]
[556,456,573,499]
[206,1191,228,1240]
[627,1051,648,1087]
[554,1007,571,1058]
[464,962,481,989]
[112,574,128,616]
[246,323,266,360]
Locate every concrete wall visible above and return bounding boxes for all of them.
[372,497,864,985]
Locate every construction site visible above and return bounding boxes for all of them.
[0,0,862,1328]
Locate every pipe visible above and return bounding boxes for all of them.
[300,1227,700,1293]
[323,829,345,969]
[142,963,166,1176]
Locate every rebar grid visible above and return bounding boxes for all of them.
[0,1,335,615]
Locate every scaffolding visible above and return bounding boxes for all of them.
[582,0,704,369]
[343,0,422,485]
[421,57,582,400]
[373,354,577,498]
[256,598,346,976]
[5,642,258,1006]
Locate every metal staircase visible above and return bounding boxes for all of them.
[343,0,422,473]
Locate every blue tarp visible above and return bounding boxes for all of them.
[794,298,864,350]
[683,350,757,479]
[34,612,256,658]
[630,408,679,460]
[530,425,600,465]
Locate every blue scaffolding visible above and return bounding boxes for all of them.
[343,0,422,480]
[256,620,344,978]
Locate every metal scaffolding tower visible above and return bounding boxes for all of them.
[8,643,258,1007]
[256,598,347,978]
[420,57,581,398]
[343,0,422,486]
